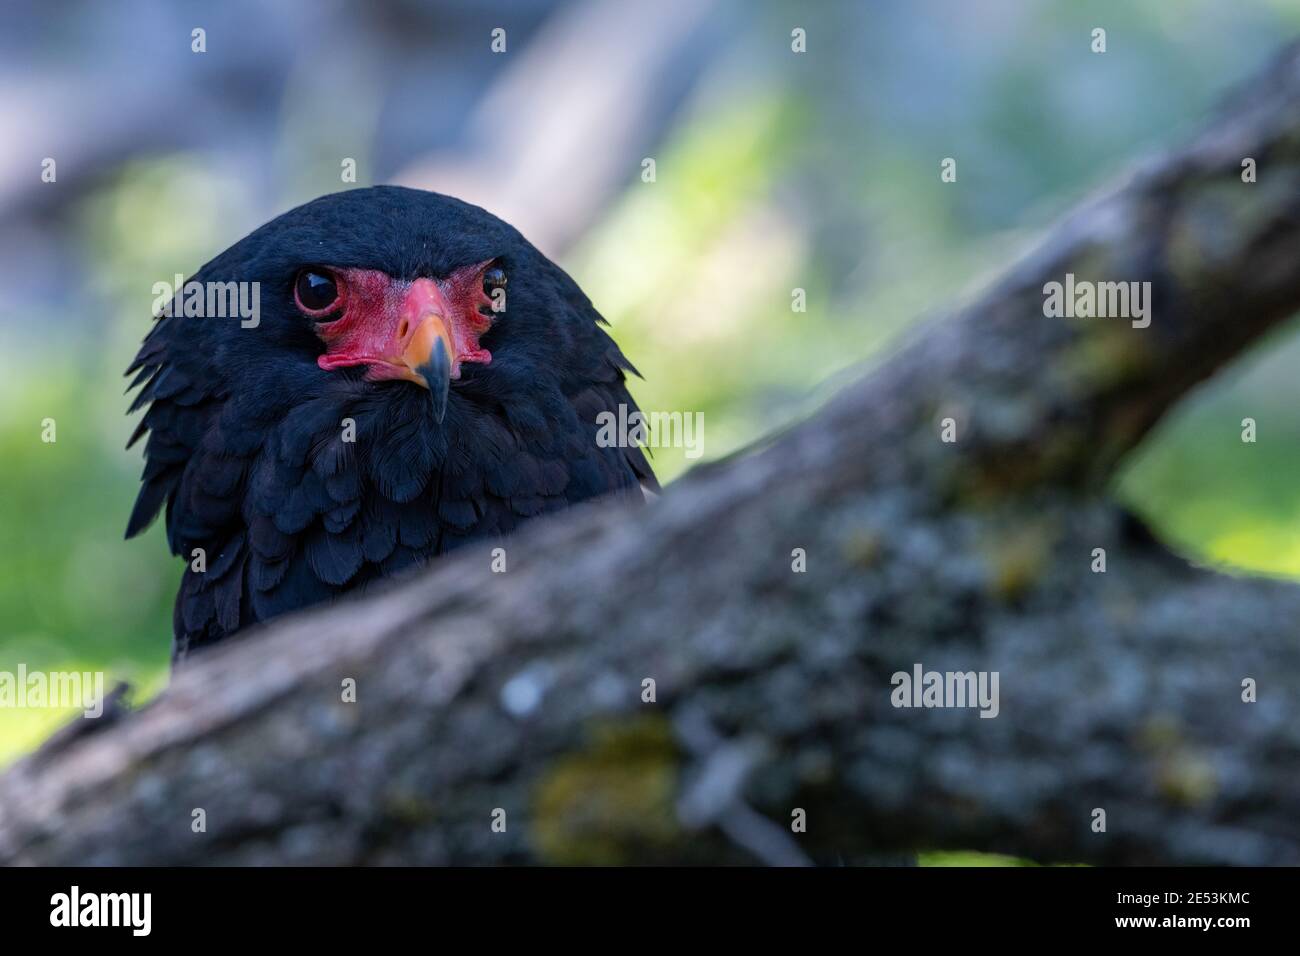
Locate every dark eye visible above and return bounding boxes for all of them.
[483,266,507,295]
[295,269,340,313]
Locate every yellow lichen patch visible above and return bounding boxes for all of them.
[1138,716,1218,806]
[984,522,1054,602]
[1063,323,1152,391]
[1156,752,1217,806]
[1137,714,1182,751]
[382,789,438,826]
[531,715,681,865]
[842,528,882,568]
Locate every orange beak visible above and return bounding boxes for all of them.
[398,312,453,422]
[392,282,457,422]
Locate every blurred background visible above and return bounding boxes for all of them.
[1,0,1298,860]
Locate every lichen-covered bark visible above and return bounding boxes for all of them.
[2,44,1300,867]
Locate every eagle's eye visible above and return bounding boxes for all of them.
[483,266,507,295]
[295,269,341,314]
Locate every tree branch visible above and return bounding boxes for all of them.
[3,44,1300,867]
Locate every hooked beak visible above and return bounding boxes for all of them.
[317,271,492,423]
[400,311,454,424]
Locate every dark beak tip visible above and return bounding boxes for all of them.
[419,338,452,424]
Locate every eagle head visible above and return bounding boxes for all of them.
[126,186,656,660]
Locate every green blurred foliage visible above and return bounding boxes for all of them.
[0,157,257,759]
[1117,325,1300,575]
[0,374,171,754]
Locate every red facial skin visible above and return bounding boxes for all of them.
[310,262,496,383]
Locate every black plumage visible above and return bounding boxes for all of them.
[126,186,656,661]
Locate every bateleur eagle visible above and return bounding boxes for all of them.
[126,186,657,661]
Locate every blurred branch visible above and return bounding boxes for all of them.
[397,0,729,257]
[3,44,1300,866]
[832,41,1300,500]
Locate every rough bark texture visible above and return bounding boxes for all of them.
[3,45,1300,867]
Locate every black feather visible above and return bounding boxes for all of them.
[125,186,656,661]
